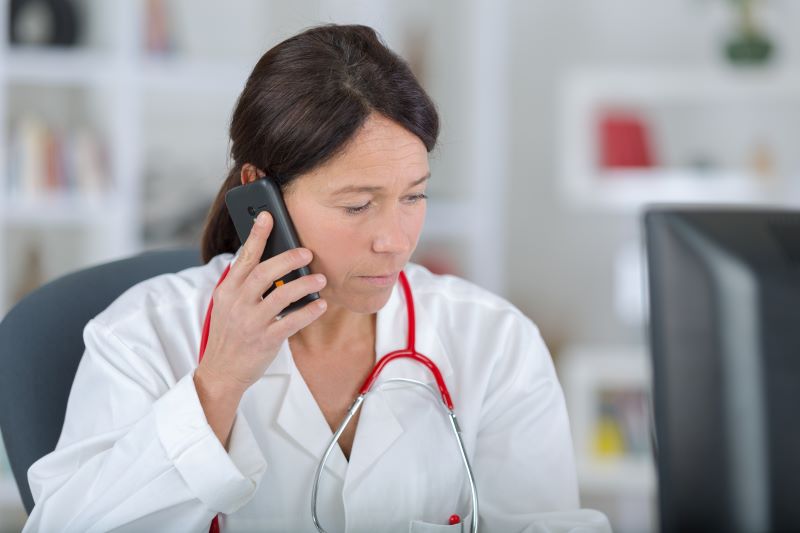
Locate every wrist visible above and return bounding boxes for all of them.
[193,365,245,448]
[194,364,248,401]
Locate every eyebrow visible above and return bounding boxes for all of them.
[331,173,430,196]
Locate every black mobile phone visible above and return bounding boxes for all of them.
[225,178,320,316]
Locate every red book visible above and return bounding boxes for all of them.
[44,128,61,191]
[598,111,655,169]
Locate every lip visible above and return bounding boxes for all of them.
[357,272,400,287]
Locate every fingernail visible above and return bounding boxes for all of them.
[316,299,327,311]
[300,248,312,260]
[256,212,268,226]
[314,274,326,285]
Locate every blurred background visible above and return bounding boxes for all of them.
[2,0,799,531]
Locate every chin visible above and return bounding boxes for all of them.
[337,285,395,314]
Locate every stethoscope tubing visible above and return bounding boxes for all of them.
[310,376,479,533]
[310,272,478,533]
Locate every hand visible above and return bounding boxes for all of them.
[197,211,328,394]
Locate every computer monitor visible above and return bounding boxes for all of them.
[644,207,800,533]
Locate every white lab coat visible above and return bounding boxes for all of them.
[23,249,611,533]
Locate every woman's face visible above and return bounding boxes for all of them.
[283,113,430,314]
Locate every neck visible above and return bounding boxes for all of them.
[291,300,375,353]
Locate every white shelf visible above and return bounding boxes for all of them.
[1,192,122,225]
[138,57,251,93]
[578,458,656,493]
[579,169,795,210]
[3,48,114,87]
[562,66,800,103]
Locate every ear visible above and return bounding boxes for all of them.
[240,164,265,185]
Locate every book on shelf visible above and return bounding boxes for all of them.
[592,388,650,460]
[7,116,109,200]
[598,110,656,171]
[144,0,175,56]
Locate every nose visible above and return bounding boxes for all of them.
[372,206,412,255]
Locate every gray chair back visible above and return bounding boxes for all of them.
[0,248,202,513]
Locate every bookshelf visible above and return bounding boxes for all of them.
[558,66,800,212]
[0,0,141,319]
[0,0,511,521]
[557,344,657,533]
[1,0,511,317]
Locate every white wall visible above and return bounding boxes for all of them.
[505,0,800,351]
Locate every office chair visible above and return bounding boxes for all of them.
[0,248,202,514]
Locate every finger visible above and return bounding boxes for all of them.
[226,211,274,288]
[240,247,314,303]
[270,298,328,339]
[260,272,326,316]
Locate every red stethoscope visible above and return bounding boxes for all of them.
[199,262,479,533]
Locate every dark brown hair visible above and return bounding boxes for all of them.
[200,24,439,263]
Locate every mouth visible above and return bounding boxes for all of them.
[357,272,400,287]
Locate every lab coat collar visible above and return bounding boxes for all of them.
[224,251,454,486]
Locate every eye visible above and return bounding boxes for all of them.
[343,193,427,215]
[404,193,428,204]
[344,201,372,215]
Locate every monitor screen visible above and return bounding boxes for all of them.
[644,207,800,533]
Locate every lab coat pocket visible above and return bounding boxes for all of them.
[408,519,464,532]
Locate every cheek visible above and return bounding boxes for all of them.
[291,204,426,277]
[293,211,363,272]
[309,225,361,258]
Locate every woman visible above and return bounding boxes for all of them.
[23,24,609,532]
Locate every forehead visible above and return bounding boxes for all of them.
[300,114,430,192]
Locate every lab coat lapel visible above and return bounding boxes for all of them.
[271,341,349,482]
[345,271,455,491]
